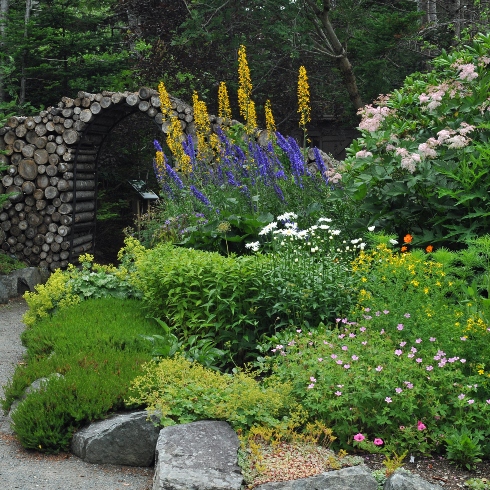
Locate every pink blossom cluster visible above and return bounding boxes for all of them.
[418,138,438,159]
[355,150,373,158]
[418,81,466,112]
[358,104,393,132]
[325,168,342,184]
[454,62,479,81]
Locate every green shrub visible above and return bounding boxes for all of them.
[339,33,490,247]
[125,356,303,432]
[134,241,271,365]
[23,252,141,326]
[2,298,162,453]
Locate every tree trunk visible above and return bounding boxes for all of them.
[312,0,364,111]
[0,0,8,104]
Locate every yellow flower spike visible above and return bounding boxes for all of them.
[297,66,311,130]
[158,81,172,119]
[264,99,276,133]
[218,82,232,121]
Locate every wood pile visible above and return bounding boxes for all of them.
[0,88,195,270]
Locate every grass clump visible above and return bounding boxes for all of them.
[2,297,162,453]
[0,252,27,275]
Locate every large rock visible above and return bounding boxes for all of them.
[253,465,378,490]
[153,420,243,490]
[0,274,17,303]
[11,266,50,293]
[71,410,160,466]
[385,471,444,490]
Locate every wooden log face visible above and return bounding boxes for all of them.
[18,159,38,180]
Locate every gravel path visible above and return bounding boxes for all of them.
[0,297,153,490]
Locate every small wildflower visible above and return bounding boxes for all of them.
[353,433,365,442]
[373,438,384,446]
[385,397,392,403]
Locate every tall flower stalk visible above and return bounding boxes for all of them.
[237,45,257,134]
[297,66,311,151]
[218,81,232,122]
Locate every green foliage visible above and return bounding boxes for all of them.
[0,251,26,275]
[125,356,301,432]
[258,243,490,457]
[445,428,484,470]
[2,0,133,108]
[465,478,490,489]
[23,253,141,326]
[2,298,162,453]
[340,33,490,247]
[132,241,268,365]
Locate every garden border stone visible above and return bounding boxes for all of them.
[0,266,50,304]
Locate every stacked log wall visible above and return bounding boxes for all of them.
[0,88,197,271]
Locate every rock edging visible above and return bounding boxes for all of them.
[0,266,49,303]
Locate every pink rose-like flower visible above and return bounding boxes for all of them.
[353,433,365,442]
[417,421,426,431]
[373,438,384,446]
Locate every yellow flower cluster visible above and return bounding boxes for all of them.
[464,315,489,334]
[237,45,257,133]
[297,66,311,130]
[218,82,232,121]
[264,99,276,133]
[193,91,220,161]
[158,81,192,175]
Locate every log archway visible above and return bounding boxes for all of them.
[0,88,194,270]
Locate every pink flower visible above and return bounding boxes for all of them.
[318,358,323,362]
[458,394,465,400]
[376,365,383,372]
[335,391,342,396]
[404,313,411,318]
[429,337,436,342]
[342,345,348,351]
[415,338,422,344]
[352,355,359,361]
[416,358,423,363]
[310,376,316,382]
[417,421,426,431]
[426,365,433,371]
[385,397,392,403]
[349,333,356,338]
[400,341,407,347]
[395,388,403,394]
[307,384,315,389]
[395,349,403,356]
[468,399,475,405]
[362,341,367,345]
[373,438,384,446]
[397,324,404,330]
[344,364,351,369]
[331,354,337,359]
[383,310,390,314]
[353,433,365,442]
[360,327,366,332]
[336,360,343,365]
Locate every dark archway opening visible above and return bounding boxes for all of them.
[94,112,162,264]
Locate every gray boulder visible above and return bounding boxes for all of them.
[254,465,378,490]
[71,410,160,466]
[153,420,243,490]
[0,279,9,303]
[385,471,444,490]
[11,266,49,294]
[0,274,17,303]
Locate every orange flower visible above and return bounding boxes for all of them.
[401,246,408,252]
[403,234,413,244]
[426,245,433,253]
